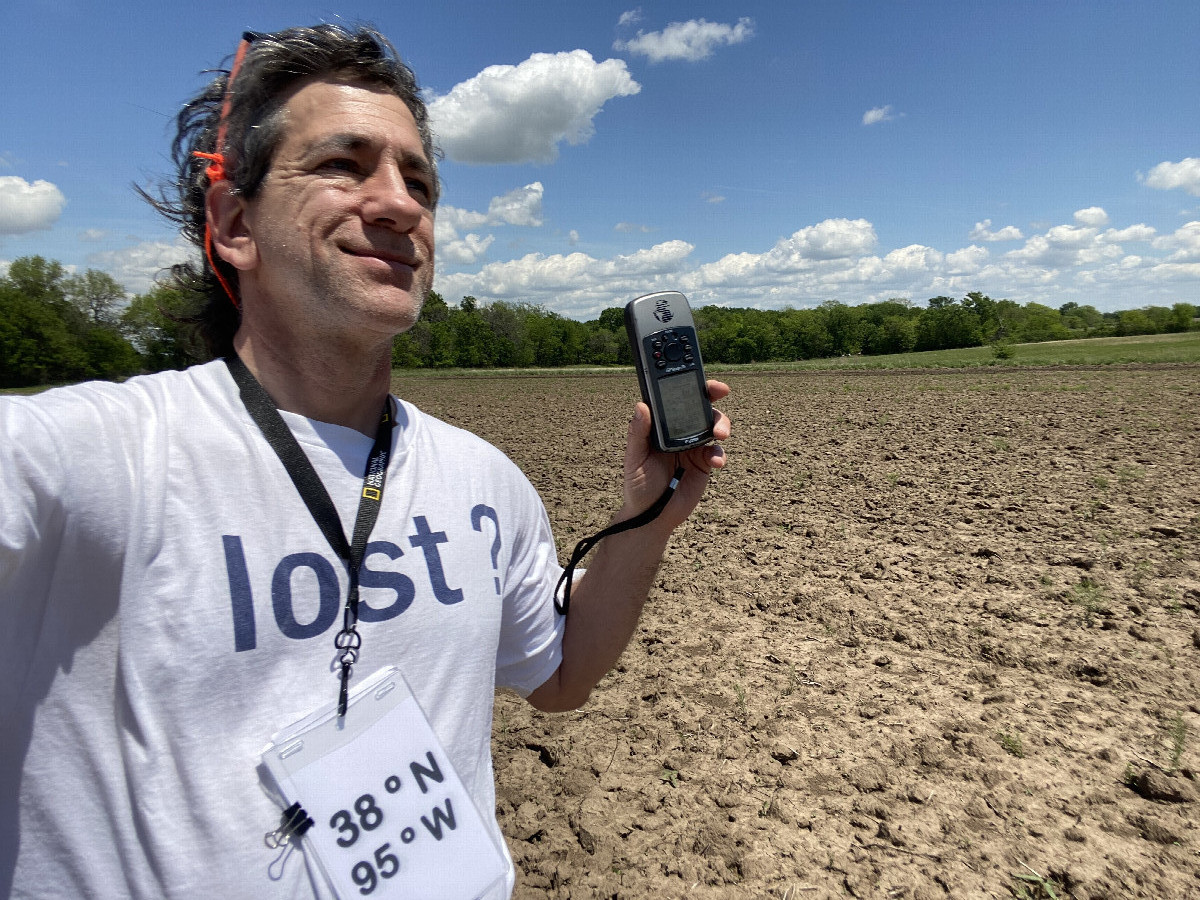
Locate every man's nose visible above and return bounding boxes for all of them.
[361,163,424,230]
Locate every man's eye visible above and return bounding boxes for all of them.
[406,178,432,201]
[322,158,360,174]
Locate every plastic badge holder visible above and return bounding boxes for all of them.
[261,666,509,899]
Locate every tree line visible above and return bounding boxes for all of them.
[387,291,1198,369]
[1,254,1196,387]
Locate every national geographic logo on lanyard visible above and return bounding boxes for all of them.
[363,449,389,501]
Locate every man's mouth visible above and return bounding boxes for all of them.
[345,247,418,267]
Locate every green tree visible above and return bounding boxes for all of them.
[819,300,862,355]
[1168,302,1197,332]
[963,292,1000,340]
[67,270,127,326]
[482,302,535,367]
[584,325,620,364]
[449,301,500,367]
[1013,302,1070,343]
[83,327,142,379]
[776,308,832,360]
[7,256,71,308]
[596,306,625,332]
[863,315,917,355]
[421,291,450,323]
[0,279,88,386]
[915,298,983,351]
[121,284,206,371]
[1141,306,1174,333]
[1060,303,1105,336]
[391,325,427,367]
[1115,309,1156,336]
[0,256,139,385]
[591,307,631,364]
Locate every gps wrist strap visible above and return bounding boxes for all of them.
[554,465,685,616]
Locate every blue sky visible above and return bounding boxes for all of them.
[1,0,1198,318]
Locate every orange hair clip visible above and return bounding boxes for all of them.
[194,33,254,309]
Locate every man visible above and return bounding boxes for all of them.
[0,24,730,900]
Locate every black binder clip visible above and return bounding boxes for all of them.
[265,802,314,880]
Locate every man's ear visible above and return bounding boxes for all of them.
[206,181,257,272]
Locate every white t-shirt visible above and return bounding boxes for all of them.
[0,360,566,899]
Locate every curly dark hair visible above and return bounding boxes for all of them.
[141,24,440,358]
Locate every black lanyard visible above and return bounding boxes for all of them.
[226,354,396,716]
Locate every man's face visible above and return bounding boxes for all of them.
[237,78,436,341]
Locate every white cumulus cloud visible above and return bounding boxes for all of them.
[862,105,896,126]
[439,233,496,266]
[1152,221,1200,261]
[1141,158,1200,196]
[1101,224,1156,243]
[437,207,488,234]
[436,183,545,266]
[485,182,544,227]
[0,176,67,234]
[86,238,195,295]
[1074,206,1110,227]
[775,218,878,262]
[945,245,989,274]
[440,184,543,233]
[683,219,879,290]
[614,17,754,63]
[428,52,640,164]
[84,237,193,294]
[885,244,944,273]
[435,240,696,318]
[1006,219,1126,269]
[969,219,1023,242]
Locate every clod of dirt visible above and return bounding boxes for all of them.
[568,816,596,855]
[847,763,890,793]
[1068,659,1112,686]
[560,769,596,797]
[1150,525,1183,538]
[770,743,799,764]
[1129,770,1199,803]
[1129,814,1185,845]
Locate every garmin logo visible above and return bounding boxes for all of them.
[654,298,674,323]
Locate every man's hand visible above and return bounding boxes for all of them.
[619,379,732,533]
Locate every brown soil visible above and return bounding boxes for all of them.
[394,367,1200,900]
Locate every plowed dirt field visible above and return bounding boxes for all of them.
[393,366,1200,900]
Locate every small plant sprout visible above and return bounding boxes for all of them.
[1168,712,1188,774]
[1070,579,1108,627]
[1117,465,1145,483]
[998,731,1026,758]
[1012,863,1062,899]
